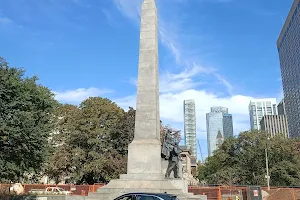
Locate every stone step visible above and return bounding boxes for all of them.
[87,194,207,200]
[94,188,182,194]
[88,190,206,200]
[86,175,205,200]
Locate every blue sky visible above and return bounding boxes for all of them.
[0,0,293,159]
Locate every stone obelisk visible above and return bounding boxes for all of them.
[126,0,161,176]
[86,0,207,199]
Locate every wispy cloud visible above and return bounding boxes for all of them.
[160,63,215,92]
[0,17,14,26]
[101,9,117,27]
[0,16,23,31]
[127,63,215,93]
[215,74,233,95]
[54,87,113,104]
[159,27,181,64]
[113,0,142,22]
[71,0,91,8]
[112,0,234,95]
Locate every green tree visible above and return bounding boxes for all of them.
[198,131,300,186]
[47,98,135,184]
[0,57,58,182]
[70,97,125,184]
[110,107,135,155]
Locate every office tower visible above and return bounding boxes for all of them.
[183,100,197,159]
[206,106,233,157]
[223,114,234,138]
[249,99,277,130]
[260,115,289,138]
[277,0,300,138]
[277,99,286,115]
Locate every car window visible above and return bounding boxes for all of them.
[116,195,134,200]
[136,195,160,200]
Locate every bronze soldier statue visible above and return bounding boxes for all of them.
[161,130,182,178]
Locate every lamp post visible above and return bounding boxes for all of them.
[265,137,270,191]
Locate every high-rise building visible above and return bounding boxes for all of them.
[260,115,289,138]
[183,100,197,159]
[277,0,300,138]
[206,106,233,157]
[223,114,234,138]
[249,99,277,130]
[277,99,286,115]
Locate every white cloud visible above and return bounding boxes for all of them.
[160,64,208,92]
[115,65,252,137]
[115,91,252,138]
[0,17,14,26]
[53,87,113,104]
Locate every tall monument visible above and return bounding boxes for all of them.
[127,0,161,176]
[87,0,206,199]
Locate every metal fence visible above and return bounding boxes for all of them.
[0,184,104,196]
[261,187,300,200]
[188,186,300,200]
[3,184,300,199]
[188,186,246,200]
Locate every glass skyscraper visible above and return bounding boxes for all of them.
[206,107,233,157]
[223,114,234,138]
[183,100,197,159]
[249,99,277,130]
[277,99,286,115]
[277,0,300,138]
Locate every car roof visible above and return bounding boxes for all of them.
[124,192,177,198]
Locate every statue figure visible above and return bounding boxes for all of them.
[161,130,182,178]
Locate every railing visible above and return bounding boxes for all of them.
[188,185,300,200]
[3,184,300,199]
[0,183,105,196]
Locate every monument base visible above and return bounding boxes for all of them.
[86,175,207,200]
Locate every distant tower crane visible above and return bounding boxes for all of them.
[197,139,204,163]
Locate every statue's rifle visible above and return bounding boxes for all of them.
[164,141,183,151]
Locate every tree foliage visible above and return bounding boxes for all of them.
[47,99,136,184]
[198,131,300,186]
[0,57,58,182]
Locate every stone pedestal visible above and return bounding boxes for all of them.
[87,178,188,200]
[86,177,207,200]
[127,139,162,174]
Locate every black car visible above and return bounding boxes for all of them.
[114,192,179,200]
